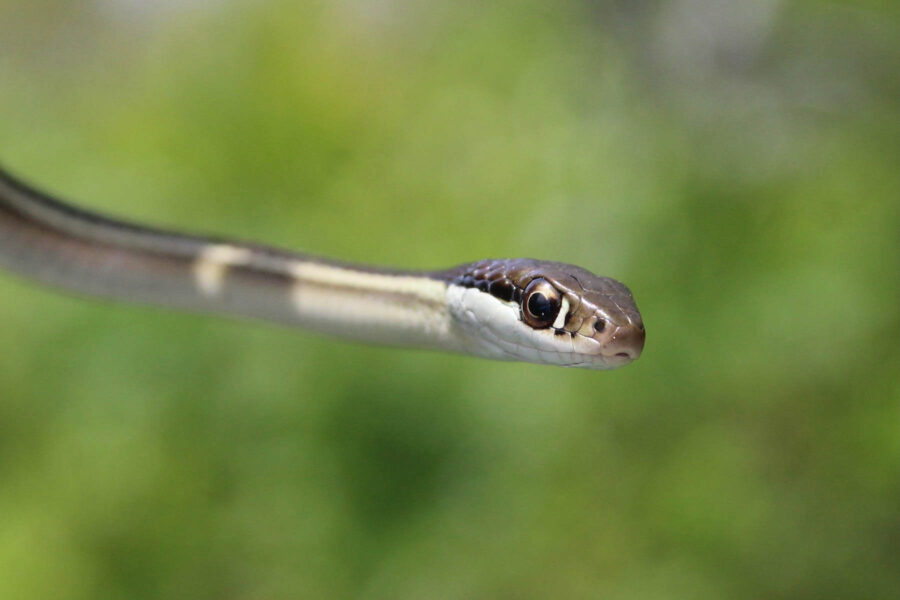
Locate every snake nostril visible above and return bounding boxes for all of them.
[615,351,631,359]
[594,320,606,333]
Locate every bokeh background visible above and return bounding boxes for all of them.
[0,1,896,598]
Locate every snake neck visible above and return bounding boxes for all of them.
[0,167,469,351]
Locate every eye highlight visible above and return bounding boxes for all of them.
[521,278,562,329]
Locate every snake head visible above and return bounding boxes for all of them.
[444,259,645,369]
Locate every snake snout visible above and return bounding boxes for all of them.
[600,322,645,362]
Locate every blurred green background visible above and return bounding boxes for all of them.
[0,1,896,598]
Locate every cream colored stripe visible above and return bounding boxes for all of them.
[193,244,253,297]
[287,261,447,304]
[285,261,454,347]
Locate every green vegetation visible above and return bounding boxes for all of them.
[0,1,896,598]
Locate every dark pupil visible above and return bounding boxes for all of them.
[528,293,554,320]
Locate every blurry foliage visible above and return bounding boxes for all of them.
[0,0,897,598]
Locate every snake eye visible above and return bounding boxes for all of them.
[522,278,562,329]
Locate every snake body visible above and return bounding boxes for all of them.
[0,166,644,369]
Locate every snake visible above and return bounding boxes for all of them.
[0,165,644,369]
